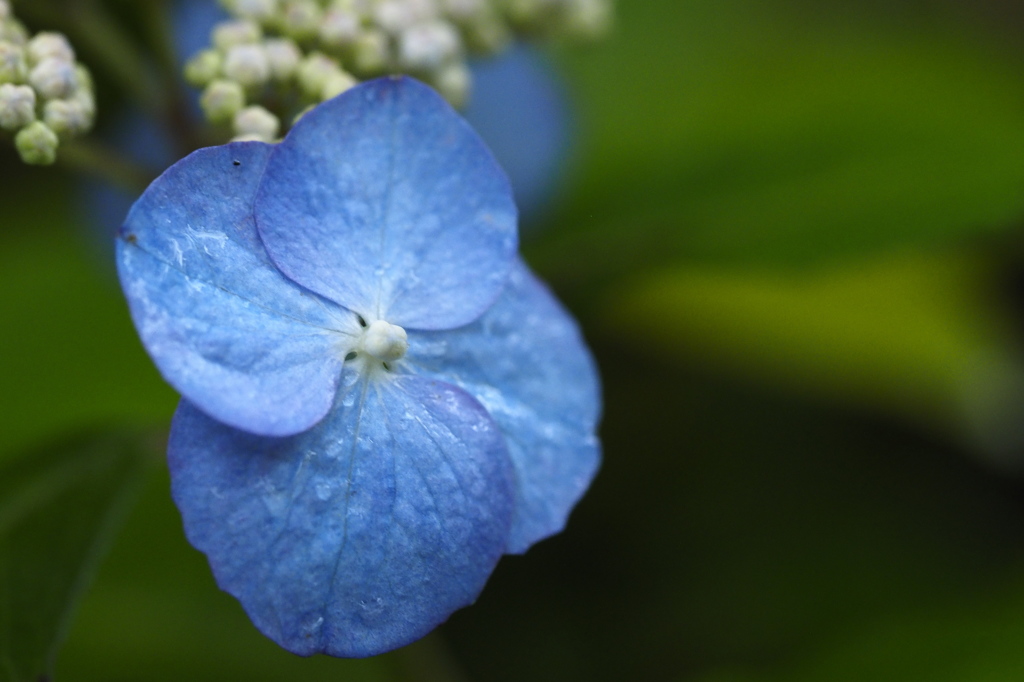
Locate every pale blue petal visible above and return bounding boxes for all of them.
[168,373,515,657]
[255,77,518,330]
[465,44,572,221]
[117,142,357,436]
[407,259,601,553]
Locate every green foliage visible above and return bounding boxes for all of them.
[532,0,1024,281]
[0,431,153,682]
[0,177,178,461]
[602,249,1024,463]
[694,578,1024,682]
[52,468,398,681]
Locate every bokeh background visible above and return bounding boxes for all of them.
[7,0,1024,679]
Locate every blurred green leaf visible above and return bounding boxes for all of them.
[693,576,1024,682]
[54,466,402,682]
[603,249,1024,464]
[533,1,1024,280]
[0,431,153,682]
[0,179,178,461]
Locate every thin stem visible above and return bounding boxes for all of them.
[57,138,154,195]
[136,0,209,157]
[137,0,179,86]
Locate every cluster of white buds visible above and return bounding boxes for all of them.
[502,0,613,41]
[0,0,95,165]
[186,0,612,141]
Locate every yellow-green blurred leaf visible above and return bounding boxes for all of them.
[604,249,1024,464]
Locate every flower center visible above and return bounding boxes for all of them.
[358,319,408,362]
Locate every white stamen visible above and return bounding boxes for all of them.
[359,320,409,362]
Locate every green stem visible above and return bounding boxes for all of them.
[137,0,179,86]
[136,0,209,156]
[57,138,154,195]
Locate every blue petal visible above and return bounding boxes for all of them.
[465,45,572,222]
[407,259,601,553]
[117,142,357,436]
[255,77,518,330]
[168,374,516,657]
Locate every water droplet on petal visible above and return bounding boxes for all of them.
[315,482,333,500]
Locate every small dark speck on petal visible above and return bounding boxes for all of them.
[233,160,241,166]
[124,233,138,244]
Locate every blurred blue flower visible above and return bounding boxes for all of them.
[116,77,601,657]
[463,45,573,222]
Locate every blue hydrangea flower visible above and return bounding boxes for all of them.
[116,76,601,657]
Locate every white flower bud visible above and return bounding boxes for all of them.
[29,57,78,99]
[263,38,301,80]
[234,0,279,22]
[329,0,373,16]
[0,41,27,84]
[232,104,279,141]
[184,49,223,87]
[15,120,58,165]
[374,0,417,34]
[0,19,27,46]
[292,103,314,124]
[562,0,612,39]
[74,85,95,118]
[212,20,262,51]
[407,0,441,22]
[318,9,361,49]
[321,69,357,100]
[359,320,408,362]
[296,52,342,98]
[398,21,460,71]
[0,83,35,130]
[200,79,246,124]
[223,43,270,88]
[433,60,468,107]
[75,64,93,93]
[441,0,484,21]
[26,32,74,65]
[350,29,389,74]
[281,0,322,41]
[43,97,93,135]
